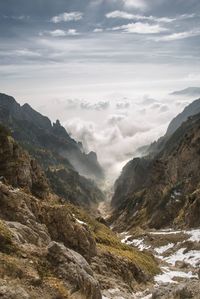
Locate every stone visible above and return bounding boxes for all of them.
[47,242,102,299]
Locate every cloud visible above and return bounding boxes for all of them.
[67,29,79,36]
[64,111,164,184]
[41,29,79,37]
[112,22,168,34]
[116,102,130,109]
[122,0,147,10]
[106,10,175,23]
[80,101,110,111]
[49,29,66,37]
[141,96,157,105]
[154,29,200,41]
[51,11,83,23]
[160,105,169,112]
[14,49,41,57]
[93,28,103,33]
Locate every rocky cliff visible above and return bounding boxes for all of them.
[146,98,200,156]
[0,93,104,207]
[0,125,158,298]
[0,93,104,181]
[111,111,200,231]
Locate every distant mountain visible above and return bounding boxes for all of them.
[144,98,200,156]
[111,106,200,231]
[166,98,200,136]
[170,87,200,97]
[0,93,105,206]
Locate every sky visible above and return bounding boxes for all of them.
[0,0,200,183]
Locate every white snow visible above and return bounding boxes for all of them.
[154,266,197,284]
[75,218,87,225]
[165,248,200,267]
[154,243,174,255]
[171,190,182,199]
[121,234,132,244]
[72,214,87,225]
[149,230,182,235]
[121,233,150,251]
[187,229,200,242]
[142,295,152,299]
[128,238,151,251]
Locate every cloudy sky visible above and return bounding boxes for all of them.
[1,0,200,183]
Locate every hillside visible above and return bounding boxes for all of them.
[0,125,159,299]
[0,93,104,181]
[0,93,104,207]
[111,111,200,231]
[146,98,200,157]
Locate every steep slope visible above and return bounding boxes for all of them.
[146,97,200,156]
[0,93,104,182]
[111,112,200,231]
[0,93,104,207]
[0,125,159,298]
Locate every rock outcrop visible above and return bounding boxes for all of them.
[0,125,49,199]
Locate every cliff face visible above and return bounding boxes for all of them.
[0,125,49,199]
[111,112,200,231]
[0,93,104,181]
[0,93,105,207]
[0,125,158,298]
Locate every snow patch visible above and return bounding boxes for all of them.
[187,229,200,242]
[154,243,174,255]
[165,248,200,267]
[154,266,197,284]
[121,234,150,251]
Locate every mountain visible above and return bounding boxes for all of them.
[145,98,200,157]
[111,110,200,231]
[0,93,104,181]
[0,124,158,298]
[0,93,104,207]
[166,98,200,136]
[170,87,200,97]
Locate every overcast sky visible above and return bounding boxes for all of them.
[0,0,200,183]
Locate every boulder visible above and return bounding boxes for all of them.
[47,242,102,299]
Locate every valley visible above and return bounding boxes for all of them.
[0,93,200,299]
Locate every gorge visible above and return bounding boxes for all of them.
[0,92,200,298]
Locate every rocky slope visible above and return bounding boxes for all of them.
[146,98,200,156]
[0,125,159,299]
[0,93,104,207]
[111,111,200,231]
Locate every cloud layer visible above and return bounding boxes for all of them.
[0,0,200,184]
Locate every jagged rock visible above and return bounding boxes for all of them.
[6,221,50,246]
[47,242,102,299]
[0,128,49,199]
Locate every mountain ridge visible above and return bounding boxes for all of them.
[111,101,200,231]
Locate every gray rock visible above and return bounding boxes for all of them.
[173,284,193,298]
[0,280,30,299]
[47,241,102,299]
